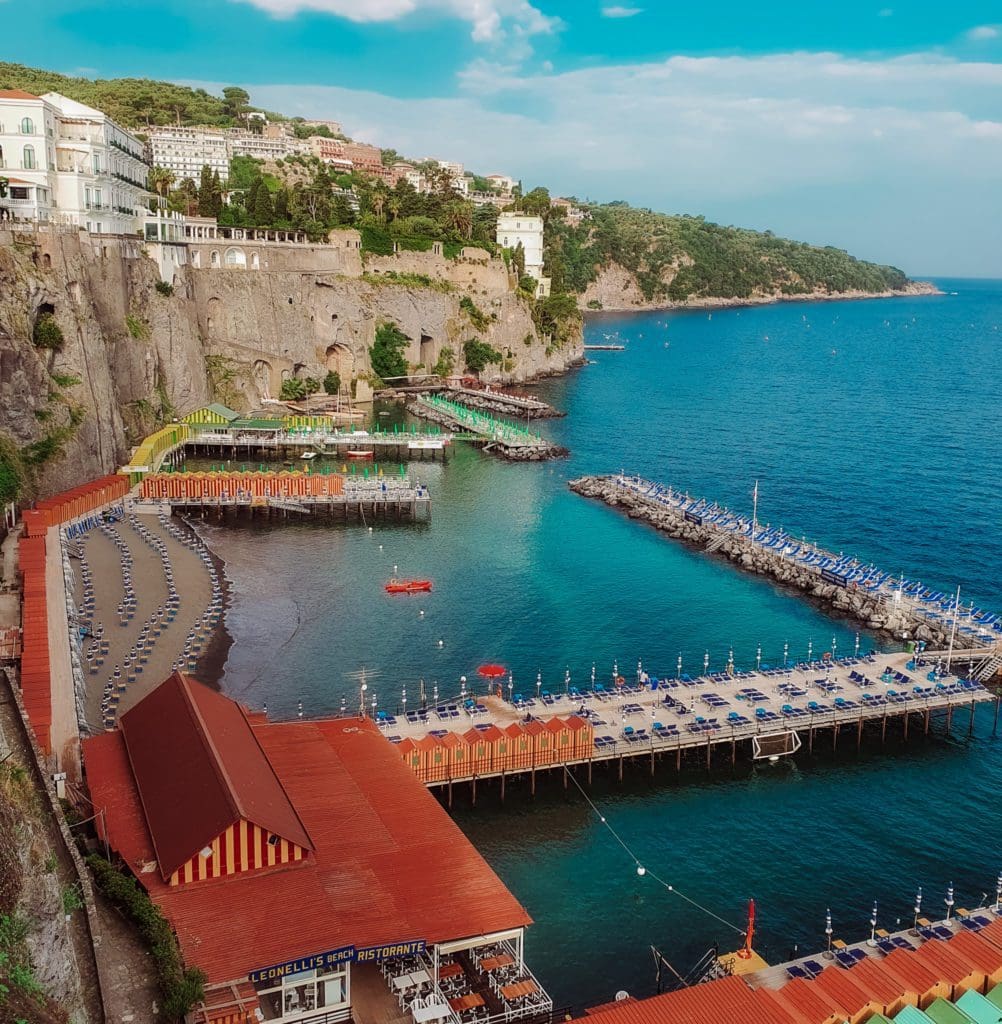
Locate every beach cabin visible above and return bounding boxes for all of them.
[439,730,466,780]
[503,722,532,770]
[544,717,573,764]
[915,938,985,999]
[397,737,423,781]
[812,965,887,1023]
[949,930,1002,989]
[771,976,846,1024]
[463,726,492,776]
[849,956,917,1016]
[415,733,444,783]
[522,718,551,766]
[883,948,951,1008]
[566,715,594,758]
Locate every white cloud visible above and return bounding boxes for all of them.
[194,47,1002,274]
[231,0,558,44]
[601,5,643,17]
[967,25,999,41]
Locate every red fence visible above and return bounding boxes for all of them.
[140,471,346,501]
[17,475,129,755]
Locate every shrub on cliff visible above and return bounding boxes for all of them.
[32,313,64,352]
[323,370,341,396]
[462,338,502,375]
[370,323,409,380]
[0,435,26,505]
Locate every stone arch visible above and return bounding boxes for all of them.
[224,247,246,269]
[210,249,220,268]
[41,253,52,269]
[252,359,274,400]
[419,332,434,367]
[325,342,353,377]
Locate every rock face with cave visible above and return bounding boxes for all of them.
[0,228,582,499]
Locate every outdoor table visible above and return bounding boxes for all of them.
[449,994,486,1011]
[480,954,515,972]
[410,969,431,987]
[393,974,416,992]
[501,980,538,1001]
[413,1000,452,1023]
[438,963,463,980]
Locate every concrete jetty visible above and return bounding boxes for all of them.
[408,395,568,461]
[570,474,1000,650]
[446,385,565,420]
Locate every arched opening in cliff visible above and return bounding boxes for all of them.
[253,360,274,401]
[224,247,246,269]
[419,333,435,369]
[325,343,352,377]
[41,253,51,269]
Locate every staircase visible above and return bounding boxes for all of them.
[706,534,728,553]
[973,653,1002,682]
[269,499,310,514]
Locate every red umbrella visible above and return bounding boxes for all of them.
[477,664,507,679]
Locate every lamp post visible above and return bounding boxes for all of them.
[371,693,377,719]
[808,639,814,665]
[359,681,368,718]
[703,651,709,677]
[912,887,922,933]
[536,671,542,699]
[854,632,860,658]
[727,647,734,676]
[946,882,955,922]
[677,654,682,680]
[297,700,303,719]
[460,675,467,700]
[402,687,407,716]
[783,641,789,669]
[756,644,762,671]
[868,901,878,947]
[995,873,1002,913]
[832,635,838,662]
[508,678,513,703]
[825,908,833,957]
[636,659,643,685]
[565,668,571,696]
[433,682,439,705]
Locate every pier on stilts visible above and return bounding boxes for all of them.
[373,649,997,803]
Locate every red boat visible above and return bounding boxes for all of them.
[385,579,433,594]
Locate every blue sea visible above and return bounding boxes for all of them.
[197,278,1002,1010]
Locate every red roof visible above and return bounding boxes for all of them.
[872,948,941,996]
[84,684,531,985]
[577,977,776,1024]
[119,672,313,879]
[978,917,1002,951]
[772,976,843,1024]
[0,89,40,100]
[948,929,1002,974]
[846,955,910,1006]
[810,964,876,1016]
[913,937,977,983]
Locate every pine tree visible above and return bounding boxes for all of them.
[210,170,223,216]
[253,186,273,226]
[273,187,289,222]
[197,165,214,217]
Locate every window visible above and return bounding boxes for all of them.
[20,117,34,135]
[22,145,35,170]
[254,962,349,1022]
[210,250,220,268]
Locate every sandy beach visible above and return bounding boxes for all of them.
[68,508,222,730]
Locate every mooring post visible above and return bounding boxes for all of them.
[530,765,536,796]
[588,758,593,785]
[924,709,931,735]
[650,746,655,776]
[563,763,569,789]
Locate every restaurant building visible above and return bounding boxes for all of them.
[83,672,538,1024]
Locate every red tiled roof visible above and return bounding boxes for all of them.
[119,672,312,878]
[771,976,843,1024]
[913,937,977,983]
[576,977,777,1024]
[949,930,1002,973]
[879,948,942,996]
[811,964,876,1016]
[0,89,39,99]
[846,955,910,1006]
[85,689,531,985]
[978,917,1002,950]
[750,987,806,1024]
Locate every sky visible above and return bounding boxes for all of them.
[5,0,1002,276]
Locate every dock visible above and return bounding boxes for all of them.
[370,650,996,803]
[408,395,568,461]
[571,474,1002,652]
[445,386,564,420]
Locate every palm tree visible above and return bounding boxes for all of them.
[387,196,401,223]
[370,190,386,221]
[149,166,176,199]
[444,200,473,239]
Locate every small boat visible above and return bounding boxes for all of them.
[346,450,374,459]
[385,579,433,594]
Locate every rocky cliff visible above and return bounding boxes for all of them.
[0,228,581,500]
[578,262,940,312]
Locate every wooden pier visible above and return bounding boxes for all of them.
[372,651,996,802]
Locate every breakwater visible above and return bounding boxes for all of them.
[570,474,998,651]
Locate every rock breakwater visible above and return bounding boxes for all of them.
[570,474,980,648]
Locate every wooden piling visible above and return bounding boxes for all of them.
[924,709,931,735]
[500,772,506,802]
[705,734,711,770]
[833,723,839,751]
[857,717,863,751]
[969,699,976,736]
[471,774,477,805]
[903,711,909,741]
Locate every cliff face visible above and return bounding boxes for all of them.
[579,262,940,312]
[0,228,582,499]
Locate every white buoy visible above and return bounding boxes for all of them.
[379,544,383,550]
[368,526,373,533]
[437,638,444,648]
[419,610,425,617]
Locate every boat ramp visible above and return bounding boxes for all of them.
[372,650,996,803]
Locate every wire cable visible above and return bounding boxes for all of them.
[562,765,746,937]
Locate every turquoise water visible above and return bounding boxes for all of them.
[199,278,1002,1009]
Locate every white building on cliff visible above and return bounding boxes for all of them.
[0,89,149,234]
[496,212,550,298]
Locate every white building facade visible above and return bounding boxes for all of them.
[0,90,149,234]
[496,212,550,298]
[148,126,230,184]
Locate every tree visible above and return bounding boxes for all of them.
[462,338,502,375]
[370,323,409,380]
[331,194,355,226]
[222,86,251,123]
[511,241,526,279]
[210,169,223,216]
[253,185,273,226]
[444,199,473,238]
[229,155,263,190]
[197,165,216,217]
[273,186,290,222]
[149,166,176,199]
[323,370,341,395]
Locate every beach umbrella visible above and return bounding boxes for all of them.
[914,886,923,929]
[478,664,506,681]
[825,908,833,955]
[945,882,955,921]
[868,901,878,947]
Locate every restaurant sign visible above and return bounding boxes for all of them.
[249,945,355,983]
[250,939,426,981]
[356,940,427,963]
